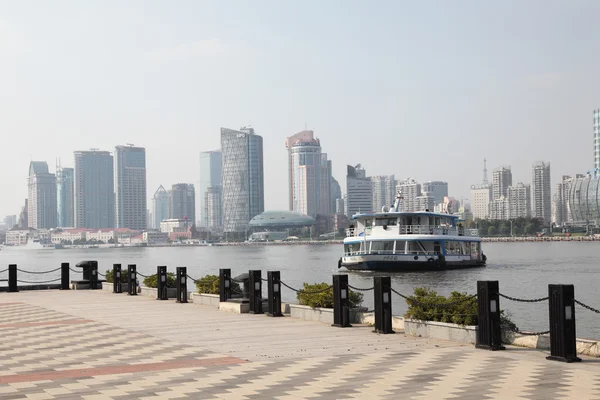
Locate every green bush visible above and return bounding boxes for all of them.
[194,274,241,294]
[143,272,176,288]
[104,269,128,283]
[296,282,363,309]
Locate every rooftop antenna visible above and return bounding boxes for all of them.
[483,158,488,185]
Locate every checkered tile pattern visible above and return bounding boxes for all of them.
[2,301,600,399]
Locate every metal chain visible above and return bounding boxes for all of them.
[187,275,219,285]
[280,281,333,294]
[575,299,600,314]
[17,267,62,275]
[499,293,549,303]
[17,278,62,284]
[506,325,550,336]
[348,284,375,292]
[0,269,7,274]
[391,288,477,309]
[97,271,106,277]
[137,272,155,278]
[69,267,82,273]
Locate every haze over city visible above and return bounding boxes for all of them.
[1,0,599,217]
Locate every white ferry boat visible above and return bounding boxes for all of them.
[340,193,486,271]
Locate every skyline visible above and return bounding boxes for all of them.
[1,1,599,216]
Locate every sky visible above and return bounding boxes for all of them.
[1,0,599,217]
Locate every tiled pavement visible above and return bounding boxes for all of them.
[1,292,600,399]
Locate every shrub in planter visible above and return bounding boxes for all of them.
[143,272,176,288]
[296,282,363,308]
[104,269,128,283]
[194,274,241,294]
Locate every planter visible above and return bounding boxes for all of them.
[192,293,220,307]
[139,286,177,299]
[101,282,134,293]
[353,312,405,331]
[502,331,600,357]
[404,319,476,344]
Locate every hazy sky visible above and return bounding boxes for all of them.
[1,0,599,217]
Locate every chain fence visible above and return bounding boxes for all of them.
[16,267,62,275]
[499,293,549,303]
[16,278,62,285]
[575,299,600,314]
[505,325,550,336]
[280,281,333,295]
[348,284,375,292]
[0,269,7,274]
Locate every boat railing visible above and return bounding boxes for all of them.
[346,225,480,237]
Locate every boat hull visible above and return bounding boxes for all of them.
[340,255,485,271]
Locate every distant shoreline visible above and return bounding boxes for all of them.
[482,236,600,242]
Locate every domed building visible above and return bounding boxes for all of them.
[248,211,316,241]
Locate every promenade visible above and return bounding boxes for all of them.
[1,290,600,399]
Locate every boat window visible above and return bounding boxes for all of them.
[446,241,460,255]
[395,241,406,254]
[375,218,397,226]
[371,241,394,252]
[407,241,421,254]
[460,242,470,255]
[471,242,480,259]
[345,243,361,255]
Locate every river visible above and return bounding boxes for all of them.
[1,242,599,338]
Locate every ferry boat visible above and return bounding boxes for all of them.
[339,192,486,271]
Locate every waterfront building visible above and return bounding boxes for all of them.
[74,150,115,229]
[371,175,396,212]
[492,166,512,200]
[507,183,531,219]
[330,177,342,214]
[152,185,169,230]
[421,181,448,205]
[346,164,372,217]
[396,178,421,212]
[205,186,222,230]
[5,227,37,245]
[114,145,147,230]
[56,166,74,228]
[221,127,264,233]
[415,195,435,212]
[532,161,552,225]
[490,197,509,220]
[168,183,195,224]
[553,175,582,226]
[27,161,57,229]
[160,218,188,233]
[199,150,222,227]
[470,184,492,220]
[142,231,169,245]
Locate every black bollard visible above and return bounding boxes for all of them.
[89,261,98,290]
[127,264,137,296]
[248,270,263,314]
[157,266,168,300]
[476,281,505,350]
[176,267,187,303]
[113,264,122,293]
[332,274,351,327]
[60,263,70,290]
[8,264,17,293]
[374,276,394,334]
[547,284,581,363]
[267,271,283,317]
[219,268,231,302]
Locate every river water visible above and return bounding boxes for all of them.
[1,242,599,338]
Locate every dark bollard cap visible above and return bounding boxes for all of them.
[76,260,97,268]
[234,273,249,282]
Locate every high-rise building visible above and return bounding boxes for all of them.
[415,195,435,212]
[74,150,115,229]
[553,175,582,226]
[319,156,332,216]
[335,198,345,215]
[152,185,169,229]
[595,109,600,170]
[492,166,512,200]
[27,161,57,229]
[507,183,531,219]
[168,183,195,224]
[221,127,264,233]
[371,175,396,212]
[396,178,421,212]
[18,199,28,228]
[4,215,17,229]
[330,177,342,213]
[205,186,222,230]
[490,197,509,220]
[421,181,449,205]
[470,184,492,220]
[532,161,552,225]
[114,145,147,230]
[346,164,372,217]
[56,166,74,228]
[199,151,222,227]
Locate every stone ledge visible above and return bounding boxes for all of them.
[503,331,600,357]
[139,286,178,299]
[192,293,220,307]
[404,319,476,344]
[220,301,249,314]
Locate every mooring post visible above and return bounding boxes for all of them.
[89,261,98,290]
[127,264,137,296]
[248,270,263,314]
[219,268,231,302]
[547,284,581,363]
[476,280,505,350]
[176,267,187,303]
[113,264,122,293]
[60,263,70,290]
[157,266,167,300]
[267,271,283,317]
[332,274,351,327]
[8,264,18,293]
[374,276,394,334]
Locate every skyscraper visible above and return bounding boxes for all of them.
[371,175,396,212]
[205,186,222,230]
[199,150,222,227]
[492,166,512,200]
[74,150,115,229]
[286,130,324,217]
[319,156,332,216]
[470,184,492,220]
[56,165,74,228]
[330,177,342,214]
[532,161,552,225]
[27,161,57,229]
[396,178,421,212]
[421,181,449,205]
[346,164,372,217]
[595,109,600,170]
[114,145,147,230]
[221,127,264,233]
[152,185,169,229]
[168,183,195,224]
[508,183,531,219]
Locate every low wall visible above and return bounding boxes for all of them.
[191,293,220,307]
[503,331,600,357]
[354,312,405,331]
[289,305,380,325]
[404,319,477,344]
[101,282,135,293]
[139,286,178,299]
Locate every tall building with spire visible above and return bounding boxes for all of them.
[28,161,57,229]
[470,159,492,220]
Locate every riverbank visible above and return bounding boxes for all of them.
[481,235,600,242]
